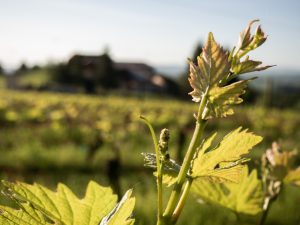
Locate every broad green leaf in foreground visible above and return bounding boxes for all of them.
[142,152,264,215]
[0,180,135,225]
[146,128,262,187]
[192,167,263,215]
[190,127,263,183]
[188,33,249,118]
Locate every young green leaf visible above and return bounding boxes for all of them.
[231,57,273,75]
[236,20,267,53]
[188,32,230,103]
[230,20,274,77]
[190,127,263,183]
[192,167,263,215]
[208,80,249,117]
[188,33,251,118]
[0,180,135,225]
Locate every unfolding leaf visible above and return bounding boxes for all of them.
[190,127,262,183]
[236,20,267,53]
[192,167,263,215]
[0,180,135,225]
[230,20,273,77]
[237,20,256,50]
[188,32,230,103]
[188,32,249,118]
[208,80,249,117]
[231,58,273,75]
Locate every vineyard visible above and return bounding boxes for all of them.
[0,89,300,225]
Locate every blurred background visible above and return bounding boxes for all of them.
[0,0,300,224]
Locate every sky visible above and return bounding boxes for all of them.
[0,0,300,72]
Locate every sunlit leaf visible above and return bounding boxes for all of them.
[208,80,249,117]
[99,189,135,225]
[236,20,267,52]
[231,20,273,76]
[188,33,250,118]
[192,167,263,215]
[0,181,135,225]
[188,32,230,103]
[190,127,262,183]
[231,57,273,75]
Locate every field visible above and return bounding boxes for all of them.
[0,90,300,225]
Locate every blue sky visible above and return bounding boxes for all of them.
[1,0,300,72]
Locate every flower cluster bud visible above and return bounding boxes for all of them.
[158,128,170,161]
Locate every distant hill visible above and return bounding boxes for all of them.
[242,68,300,91]
[155,65,300,91]
[154,65,185,78]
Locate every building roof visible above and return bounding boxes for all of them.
[114,62,155,79]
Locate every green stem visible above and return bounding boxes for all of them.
[259,197,272,225]
[259,182,282,225]
[171,178,193,224]
[237,47,254,59]
[163,92,208,222]
[140,116,163,224]
[157,162,163,223]
[235,212,241,225]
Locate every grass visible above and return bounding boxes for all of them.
[17,69,52,88]
[0,89,299,224]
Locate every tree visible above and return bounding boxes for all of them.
[16,62,29,75]
[0,63,3,75]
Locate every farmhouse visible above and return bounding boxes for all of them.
[66,54,180,95]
